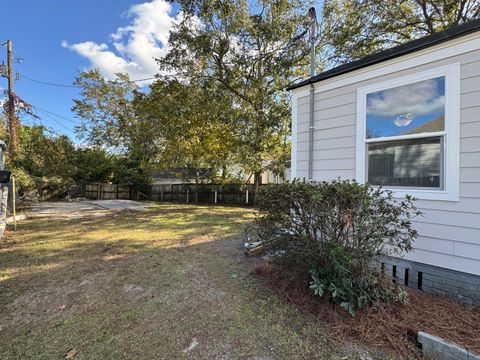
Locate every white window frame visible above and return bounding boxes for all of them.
[355,63,460,201]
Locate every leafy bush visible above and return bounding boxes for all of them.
[12,166,74,201]
[255,179,421,315]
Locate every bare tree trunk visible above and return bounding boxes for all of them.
[221,164,227,182]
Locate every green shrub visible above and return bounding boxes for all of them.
[255,179,421,315]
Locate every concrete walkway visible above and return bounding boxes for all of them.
[88,200,155,211]
[26,200,155,220]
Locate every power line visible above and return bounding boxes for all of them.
[20,98,81,131]
[34,108,75,132]
[19,72,156,88]
[20,73,80,88]
[30,105,80,124]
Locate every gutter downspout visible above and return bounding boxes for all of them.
[308,8,316,180]
[308,83,314,180]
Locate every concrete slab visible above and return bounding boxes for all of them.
[25,200,155,220]
[88,200,155,210]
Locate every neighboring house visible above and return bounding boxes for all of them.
[288,19,480,304]
[152,169,187,185]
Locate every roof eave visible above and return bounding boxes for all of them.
[287,18,480,91]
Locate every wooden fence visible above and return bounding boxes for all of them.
[84,183,259,205]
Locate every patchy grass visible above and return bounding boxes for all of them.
[0,203,384,360]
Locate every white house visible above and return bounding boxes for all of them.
[288,19,480,304]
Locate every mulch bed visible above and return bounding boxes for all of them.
[251,263,480,358]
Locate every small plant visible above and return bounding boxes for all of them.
[255,179,421,315]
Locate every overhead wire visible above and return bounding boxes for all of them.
[34,108,76,132]
[6,52,155,135]
[19,73,81,88]
[19,97,80,132]
[30,105,81,124]
[18,72,156,88]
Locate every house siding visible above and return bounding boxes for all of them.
[293,43,480,285]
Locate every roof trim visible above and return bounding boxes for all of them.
[287,18,480,91]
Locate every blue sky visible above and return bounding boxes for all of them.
[0,0,181,140]
[1,0,321,142]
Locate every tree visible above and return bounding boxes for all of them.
[73,148,115,184]
[72,69,158,185]
[135,77,237,201]
[8,123,136,198]
[160,0,313,190]
[321,0,480,65]
[15,125,75,179]
[72,69,139,150]
[7,125,77,198]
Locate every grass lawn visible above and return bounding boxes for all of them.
[0,203,387,360]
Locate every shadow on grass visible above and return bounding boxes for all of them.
[0,204,392,360]
[0,204,347,360]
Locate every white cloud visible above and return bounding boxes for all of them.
[62,0,179,84]
[367,78,445,118]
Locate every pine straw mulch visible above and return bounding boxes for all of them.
[251,263,480,359]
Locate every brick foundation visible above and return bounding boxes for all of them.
[379,257,480,306]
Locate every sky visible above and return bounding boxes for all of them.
[0,0,181,140]
[366,76,445,138]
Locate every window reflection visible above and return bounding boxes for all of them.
[366,77,445,139]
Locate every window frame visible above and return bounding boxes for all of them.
[356,63,460,201]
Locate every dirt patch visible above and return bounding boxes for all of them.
[252,263,480,358]
[0,270,108,329]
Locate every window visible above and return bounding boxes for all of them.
[356,64,460,201]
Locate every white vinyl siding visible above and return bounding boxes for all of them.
[292,40,480,275]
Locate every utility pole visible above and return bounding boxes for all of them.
[5,40,19,156]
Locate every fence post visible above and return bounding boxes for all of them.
[214,189,217,204]
[116,185,119,199]
[246,189,249,205]
[161,187,164,201]
[186,189,189,203]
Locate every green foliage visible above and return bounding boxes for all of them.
[321,0,479,64]
[255,179,421,314]
[72,69,159,185]
[161,0,310,186]
[72,69,139,150]
[135,78,235,184]
[73,148,115,184]
[9,125,76,198]
[16,125,76,178]
[7,124,149,199]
